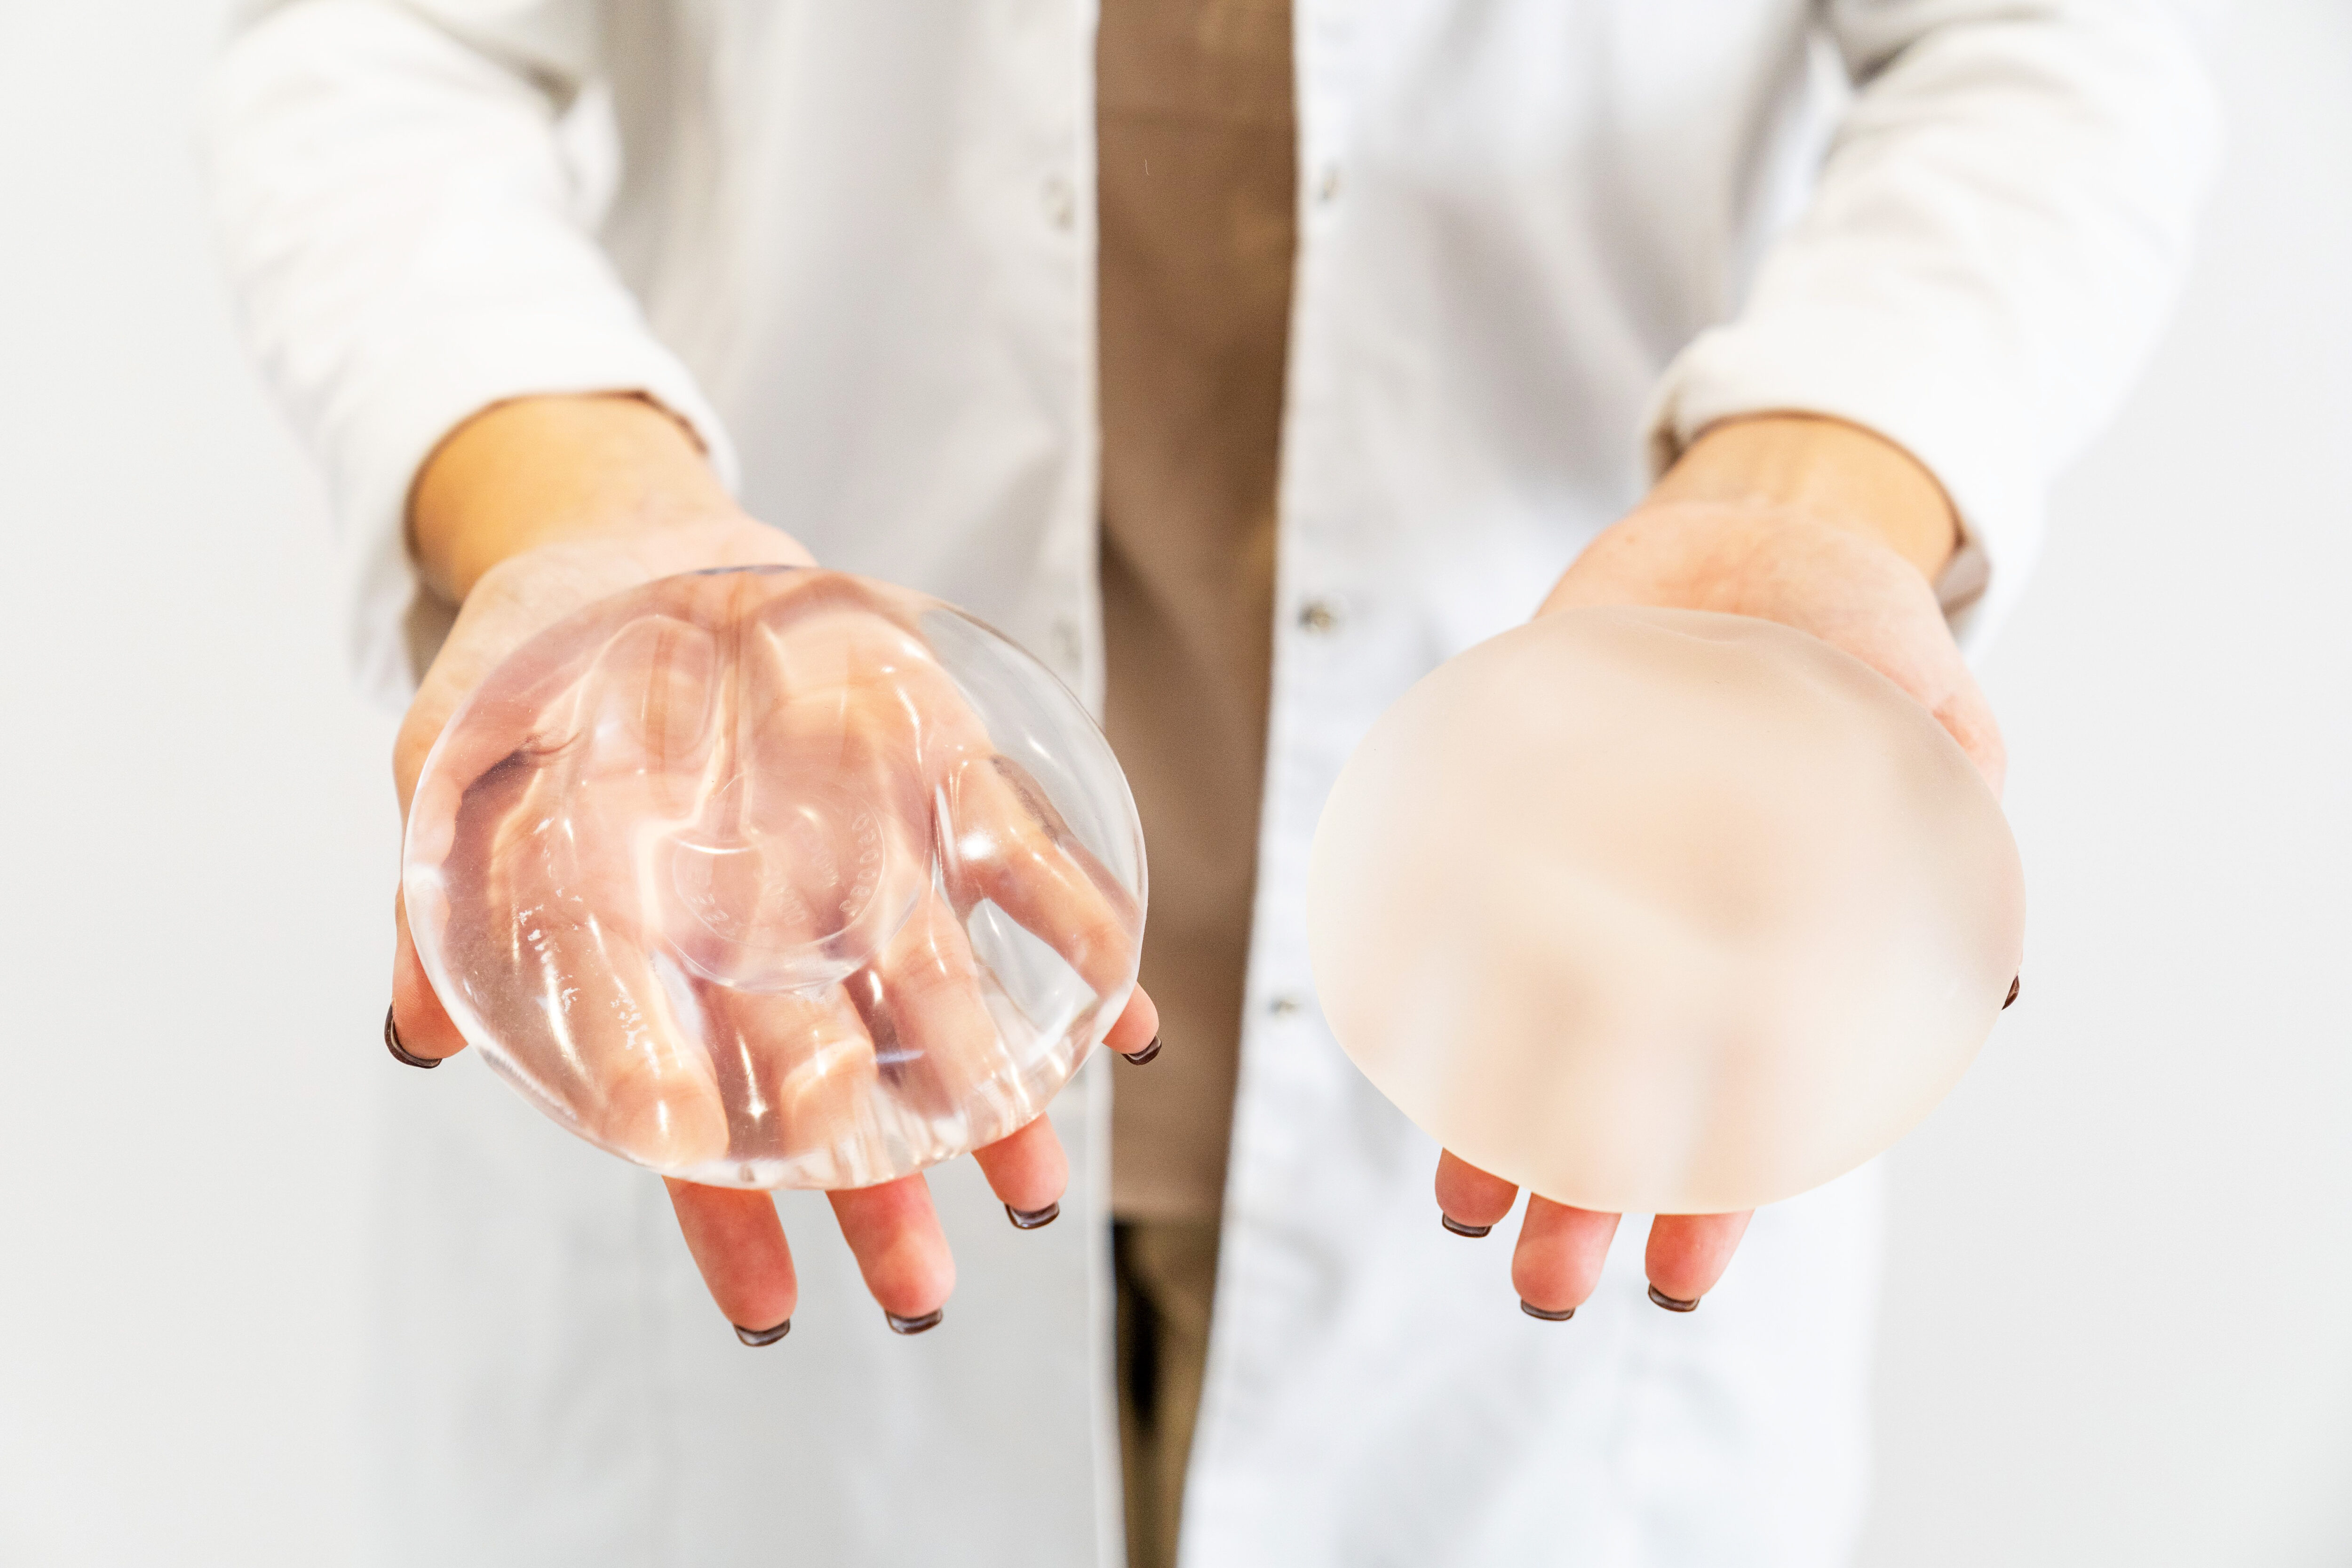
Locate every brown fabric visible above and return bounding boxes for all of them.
[1113,1219,1224,1568]
[1097,0,1296,1222]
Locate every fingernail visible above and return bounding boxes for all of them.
[384,1006,439,1069]
[2003,975,2020,1010]
[732,1318,791,1347]
[1118,1035,1162,1066]
[1647,1284,1701,1313]
[1006,1201,1060,1230]
[1440,1214,1493,1239]
[1520,1301,1575,1322]
[885,1307,945,1336]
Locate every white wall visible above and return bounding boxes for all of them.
[0,2,2341,1564]
[0,4,383,1561]
[1856,4,2352,1561]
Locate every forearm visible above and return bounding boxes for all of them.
[409,394,752,603]
[1649,414,1959,581]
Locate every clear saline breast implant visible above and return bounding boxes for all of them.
[403,567,1146,1190]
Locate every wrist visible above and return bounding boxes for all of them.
[409,393,756,603]
[1647,414,1959,581]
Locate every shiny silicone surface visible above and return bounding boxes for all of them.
[403,567,1145,1189]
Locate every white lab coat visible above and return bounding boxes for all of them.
[204,3,2214,1563]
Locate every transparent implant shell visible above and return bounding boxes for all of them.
[402,567,1146,1190]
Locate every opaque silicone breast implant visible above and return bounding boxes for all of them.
[1307,607,2023,1215]
[402,567,1146,1190]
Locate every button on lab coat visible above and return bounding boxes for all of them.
[205,3,2212,1562]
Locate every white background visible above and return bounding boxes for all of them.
[0,2,2344,1563]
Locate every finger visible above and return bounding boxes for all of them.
[501,915,727,1166]
[1511,1198,1622,1318]
[388,888,468,1064]
[451,760,728,1168]
[388,626,614,1067]
[400,625,732,1166]
[850,889,1018,1122]
[1102,985,1160,1061]
[971,1113,1069,1223]
[699,981,884,1186]
[942,755,1140,997]
[559,928,730,1169]
[1433,1149,1518,1236]
[1644,1211,1755,1309]
[665,1178,799,1340]
[829,1173,957,1325]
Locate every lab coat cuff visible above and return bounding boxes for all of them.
[1643,319,2040,654]
[334,314,740,708]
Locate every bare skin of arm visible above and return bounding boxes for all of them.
[1650,412,1963,580]
[409,393,749,601]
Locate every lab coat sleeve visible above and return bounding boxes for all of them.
[1643,0,2219,640]
[201,0,739,702]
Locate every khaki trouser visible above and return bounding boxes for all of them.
[1114,1219,1222,1568]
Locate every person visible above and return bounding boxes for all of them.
[202,2,2214,1563]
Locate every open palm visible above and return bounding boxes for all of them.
[1435,497,2002,1315]
[389,518,1159,1340]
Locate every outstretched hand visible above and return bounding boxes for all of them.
[383,398,1159,1343]
[1436,416,2002,1317]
